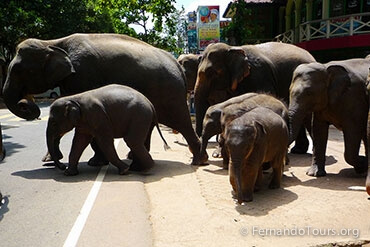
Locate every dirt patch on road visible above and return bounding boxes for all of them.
[145,126,370,247]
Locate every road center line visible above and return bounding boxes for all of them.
[63,139,120,247]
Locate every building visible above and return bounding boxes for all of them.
[224,0,370,62]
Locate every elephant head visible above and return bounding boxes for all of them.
[3,39,75,120]
[46,99,81,170]
[177,54,201,92]
[289,62,349,143]
[226,118,259,204]
[194,43,250,136]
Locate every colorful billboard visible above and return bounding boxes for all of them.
[197,6,220,50]
[187,11,198,52]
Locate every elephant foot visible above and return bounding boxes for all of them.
[191,151,209,166]
[212,147,222,158]
[306,164,326,177]
[129,161,154,174]
[42,151,62,163]
[118,164,130,175]
[88,155,109,167]
[353,157,368,174]
[269,181,281,189]
[55,162,66,171]
[64,167,78,176]
[290,145,308,154]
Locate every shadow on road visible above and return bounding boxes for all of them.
[235,188,298,216]
[11,159,193,184]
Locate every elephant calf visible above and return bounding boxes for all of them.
[225,107,289,204]
[195,92,288,167]
[46,84,168,176]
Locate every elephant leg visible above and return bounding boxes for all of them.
[127,124,154,160]
[125,128,155,173]
[307,116,329,177]
[158,98,202,165]
[42,135,63,162]
[212,145,223,158]
[290,125,309,154]
[269,154,284,189]
[65,131,92,176]
[221,145,229,169]
[94,135,130,175]
[88,139,109,167]
[343,129,367,174]
[240,163,259,202]
[254,166,263,192]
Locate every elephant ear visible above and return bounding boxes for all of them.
[227,48,251,91]
[64,100,81,125]
[327,65,350,105]
[45,46,75,86]
[255,121,267,136]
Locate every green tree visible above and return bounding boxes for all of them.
[222,0,263,45]
[0,0,183,63]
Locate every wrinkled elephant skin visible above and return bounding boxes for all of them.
[47,85,168,176]
[4,33,201,164]
[225,107,288,203]
[194,42,315,154]
[289,59,370,177]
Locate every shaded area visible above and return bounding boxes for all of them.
[12,159,193,185]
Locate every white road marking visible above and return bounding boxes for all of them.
[63,139,120,247]
[0,113,14,119]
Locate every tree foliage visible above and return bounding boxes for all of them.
[222,0,263,45]
[0,0,184,63]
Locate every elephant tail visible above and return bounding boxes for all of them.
[155,122,170,151]
[151,105,170,150]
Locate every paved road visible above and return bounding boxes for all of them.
[1,101,369,247]
[0,102,152,247]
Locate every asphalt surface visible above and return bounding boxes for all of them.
[0,101,152,247]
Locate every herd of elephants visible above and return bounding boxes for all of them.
[0,33,370,204]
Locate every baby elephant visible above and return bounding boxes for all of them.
[46,84,168,176]
[225,107,289,204]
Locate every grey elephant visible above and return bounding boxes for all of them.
[194,93,288,166]
[194,42,315,158]
[3,33,201,165]
[289,58,370,177]
[47,84,169,176]
[225,107,289,203]
[177,54,201,92]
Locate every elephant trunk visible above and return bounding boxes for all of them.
[194,73,211,137]
[46,124,66,170]
[231,159,243,204]
[288,107,307,145]
[3,77,40,120]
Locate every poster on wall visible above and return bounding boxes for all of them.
[197,5,220,50]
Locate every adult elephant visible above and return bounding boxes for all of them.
[194,42,315,158]
[289,59,370,177]
[177,54,201,92]
[3,33,201,164]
